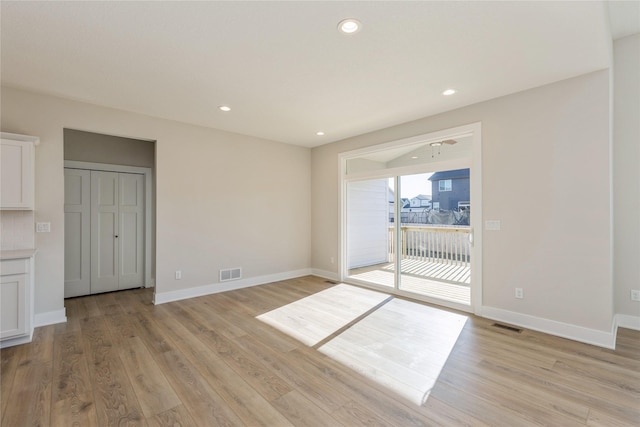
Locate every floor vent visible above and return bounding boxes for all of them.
[324,280,338,284]
[220,268,242,282]
[492,323,523,333]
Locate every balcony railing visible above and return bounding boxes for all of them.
[389,225,471,268]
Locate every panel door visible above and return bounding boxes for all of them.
[91,171,119,294]
[118,173,144,290]
[64,168,91,297]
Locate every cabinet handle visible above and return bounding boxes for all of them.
[115,235,119,238]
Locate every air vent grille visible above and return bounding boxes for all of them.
[492,323,523,333]
[220,267,242,282]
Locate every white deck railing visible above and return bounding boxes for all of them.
[389,225,471,267]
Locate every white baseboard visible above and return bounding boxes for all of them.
[154,268,313,305]
[615,313,640,331]
[481,306,616,349]
[34,308,67,327]
[310,269,340,282]
[0,332,33,349]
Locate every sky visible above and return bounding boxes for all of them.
[389,172,434,199]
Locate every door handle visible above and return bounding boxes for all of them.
[115,235,119,238]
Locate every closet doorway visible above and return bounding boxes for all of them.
[63,129,155,298]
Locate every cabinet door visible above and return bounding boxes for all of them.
[0,274,26,339]
[0,139,34,209]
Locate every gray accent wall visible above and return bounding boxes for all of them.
[64,128,155,168]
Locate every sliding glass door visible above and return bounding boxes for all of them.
[342,125,480,311]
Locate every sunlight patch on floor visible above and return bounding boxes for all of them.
[257,283,467,406]
[256,283,389,346]
[318,298,467,405]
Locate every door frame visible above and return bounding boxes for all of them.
[338,122,482,315]
[64,160,155,287]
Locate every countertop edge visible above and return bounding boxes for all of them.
[0,249,37,260]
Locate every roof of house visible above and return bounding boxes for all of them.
[429,169,470,181]
[411,194,431,201]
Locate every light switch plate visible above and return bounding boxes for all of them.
[36,222,51,233]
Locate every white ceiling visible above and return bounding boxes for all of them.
[0,1,630,148]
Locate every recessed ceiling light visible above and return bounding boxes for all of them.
[411,156,419,159]
[316,131,325,136]
[218,105,231,112]
[338,18,361,34]
[442,89,456,96]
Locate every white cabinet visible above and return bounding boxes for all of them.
[0,257,33,346]
[1,132,39,210]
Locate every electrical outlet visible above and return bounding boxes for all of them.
[631,290,640,302]
[485,220,501,231]
[175,270,182,280]
[515,288,524,299]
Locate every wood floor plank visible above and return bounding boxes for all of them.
[195,327,292,402]
[51,330,92,403]
[153,306,295,426]
[146,404,197,427]
[271,389,344,427]
[119,336,182,418]
[80,316,147,426]
[1,276,638,427]
[1,360,52,427]
[233,332,351,414]
[0,346,19,418]
[155,350,245,427]
[51,391,98,427]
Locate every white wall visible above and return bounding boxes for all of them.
[1,86,311,318]
[312,70,613,337]
[613,34,640,325]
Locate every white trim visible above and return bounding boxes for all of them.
[0,131,40,145]
[345,158,471,183]
[310,269,340,282]
[64,161,155,287]
[469,123,483,314]
[615,313,640,331]
[340,126,474,160]
[481,306,617,349]
[153,269,312,305]
[34,308,67,327]
[0,332,33,349]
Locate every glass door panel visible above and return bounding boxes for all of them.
[398,170,471,305]
[346,178,395,289]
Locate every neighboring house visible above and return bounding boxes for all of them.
[429,169,470,211]
[409,194,431,209]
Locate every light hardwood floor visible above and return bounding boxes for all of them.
[1,275,639,426]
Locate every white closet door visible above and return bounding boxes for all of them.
[118,173,144,290]
[64,169,91,297]
[91,171,119,294]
